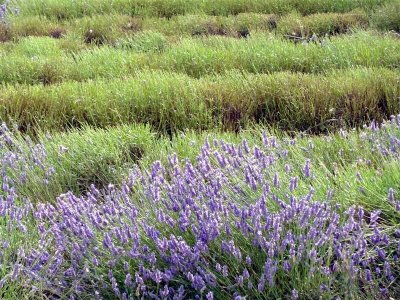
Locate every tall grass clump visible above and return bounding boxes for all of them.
[277,10,369,38]
[372,0,400,32]
[0,20,11,42]
[7,15,66,38]
[73,14,134,45]
[200,68,400,132]
[0,117,399,299]
[11,35,63,56]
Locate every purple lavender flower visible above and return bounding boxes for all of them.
[388,188,395,203]
[236,275,244,287]
[160,285,169,298]
[291,289,299,300]
[273,172,280,187]
[283,260,292,273]
[222,265,228,278]
[303,159,311,178]
[370,210,380,224]
[206,291,214,300]
[245,256,252,266]
[289,177,298,192]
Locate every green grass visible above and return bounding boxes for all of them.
[1,68,399,133]
[0,31,399,85]
[11,0,389,19]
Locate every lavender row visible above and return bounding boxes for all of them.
[1,117,400,299]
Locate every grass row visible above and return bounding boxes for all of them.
[0,31,399,85]
[1,10,374,43]
[4,3,400,44]
[10,0,390,19]
[1,68,399,134]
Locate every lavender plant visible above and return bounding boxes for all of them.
[1,117,400,299]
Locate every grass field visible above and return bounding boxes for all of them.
[0,0,400,299]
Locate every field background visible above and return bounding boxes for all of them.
[0,0,400,299]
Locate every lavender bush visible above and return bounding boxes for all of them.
[1,117,400,299]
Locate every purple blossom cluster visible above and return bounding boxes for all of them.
[1,117,400,299]
[0,1,9,21]
[0,1,19,22]
[0,5,6,21]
